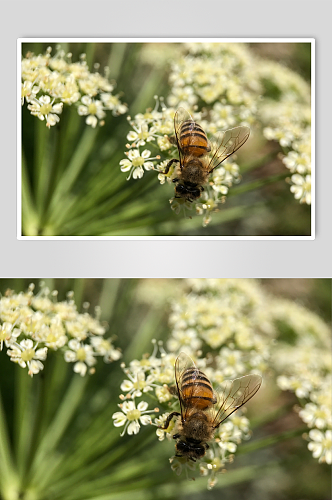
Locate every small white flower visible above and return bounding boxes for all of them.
[120,370,155,398]
[127,123,157,147]
[230,414,250,438]
[308,429,332,464]
[100,93,127,115]
[167,86,197,108]
[7,339,47,377]
[299,403,332,429]
[263,126,294,147]
[167,328,201,354]
[217,347,246,378]
[78,95,105,128]
[27,95,63,128]
[90,337,121,363]
[217,439,237,454]
[64,339,97,376]
[0,323,21,350]
[112,400,156,437]
[154,413,174,441]
[120,149,156,180]
[34,321,67,349]
[283,150,310,174]
[155,384,172,403]
[21,80,40,105]
[157,135,172,151]
[290,174,311,205]
[277,375,312,399]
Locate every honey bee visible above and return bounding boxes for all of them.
[164,108,250,202]
[159,352,262,461]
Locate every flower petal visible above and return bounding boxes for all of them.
[137,401,149,412]
[127,421,140,435]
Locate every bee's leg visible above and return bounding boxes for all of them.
[172,178,179,183]
[168,135,177,145]
[172,433,181,440]
[168,384,178,396]
[205,443,209,450]
[158,411,181,430]
[163,158,179,175]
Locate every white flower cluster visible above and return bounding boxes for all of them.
[21,46,127,128]
[0,283,121,377]
[168,43,259,128]
[167,278,274,376]
[259,61,311,205]
[271,299,331,465]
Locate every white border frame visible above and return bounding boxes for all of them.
[18,38,315,240]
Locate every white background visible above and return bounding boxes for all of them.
[2,0,331,278]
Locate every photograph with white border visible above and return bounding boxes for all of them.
[18,39,314,240]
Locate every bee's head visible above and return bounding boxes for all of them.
[175,438,207,460]
[175,182,201,201]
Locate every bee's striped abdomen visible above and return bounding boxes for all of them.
[180,120,210,157]
[181,367,215,410]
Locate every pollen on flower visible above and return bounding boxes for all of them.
[126,409,141,421]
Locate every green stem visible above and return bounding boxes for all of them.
[130,65,168,116]
[123,308,166,363]
[42,431,158,499]
[59,180,163,235]
[0,391,19,500]
[99,279,122,323]
[31,352,70,450]
[34,119,50,220]
[72,279,86,310]
[107,44,127,81]
[14,368,36,483]
[84,43,98,70]
[28,375,87,487]
[22,153,39,236]
[54,109,82,184]
[56,460,269,500]
[46,126,99,226]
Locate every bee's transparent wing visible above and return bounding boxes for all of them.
[212,374,262,428]
[207,126,250,173]
[175,351,199,421]
[174,107,195,168]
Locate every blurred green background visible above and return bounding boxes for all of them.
[0,278,330,500]
[21,42,312,236]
